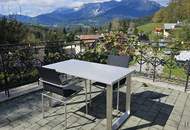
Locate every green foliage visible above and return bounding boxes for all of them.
[0,17,74,45]
[171,25,190,42]
[80,51,107,64]
[149,32,163,42]
[0,17,28,43]
[152,0,190,22]
[102,18,151,33]
[162,23,190,51]
[96,31,139,56]
[44,43,65,64]
[163,64,186,80]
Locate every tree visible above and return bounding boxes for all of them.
[0,17,28,43]
[96,31,138,56]
[108,22,112,32]
[62,27,67,35]
[149,32,163,42]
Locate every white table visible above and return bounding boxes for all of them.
[44,59,134,130]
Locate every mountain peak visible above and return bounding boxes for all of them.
[12,0,162,26]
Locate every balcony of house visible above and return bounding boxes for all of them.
[0,39,190,130]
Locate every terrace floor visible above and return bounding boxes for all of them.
[0,80,190,130]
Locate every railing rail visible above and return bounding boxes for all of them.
[0,40,94,96]
[0,40,190,97]
[135,42,190,91]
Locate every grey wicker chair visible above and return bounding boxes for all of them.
[92,55,130,110]
[38,67,87,129]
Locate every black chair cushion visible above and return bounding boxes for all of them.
[107,55,130,68]
[92,55,129,90]
[43,83,82,97]
[92,77,126,90]
[92,82,107,88]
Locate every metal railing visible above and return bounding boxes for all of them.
[135,42,190,92]
[0,40,190,97]
[0,40,93,96]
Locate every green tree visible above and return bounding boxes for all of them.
[149,32,163,42]
[0,17,28,43]
[96,31,138,56]
[171,24,190,42]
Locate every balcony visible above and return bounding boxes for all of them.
[0,41,190,130]
[1,79,190,130]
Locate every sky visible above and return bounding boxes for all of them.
[0,0,170,17]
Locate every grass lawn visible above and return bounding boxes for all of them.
[162,65,187,80]
[137,23,163,34]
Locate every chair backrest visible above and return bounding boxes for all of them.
[37,67,61,85]
[107,55,130,68]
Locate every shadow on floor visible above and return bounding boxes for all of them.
[78,90,173,129]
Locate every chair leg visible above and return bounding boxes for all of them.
[64,102,67,129]
[42,94,45,118]
[48,92,53,107]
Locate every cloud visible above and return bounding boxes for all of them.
[0,0,169,17]
[0,0,112,16]
[152,0,170,6]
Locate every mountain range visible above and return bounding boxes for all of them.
[2,0,162,26]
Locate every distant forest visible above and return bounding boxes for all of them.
[0,16,151,44]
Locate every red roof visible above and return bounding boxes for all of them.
[155,27,163,32]
[79,35,102,40]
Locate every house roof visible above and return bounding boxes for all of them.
[78,35,102,40]
[77,35,103,43]
[155,27,163,32]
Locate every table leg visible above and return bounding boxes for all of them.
[117,82,120,111]
[112,75,132,130]
[89,80,92,106]
[42,94,45,118]
[107,85,113,130]
[126,74,131,114]
[85,80,88,114]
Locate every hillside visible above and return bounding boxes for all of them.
[137,23,163,34]
[152,0,190,22]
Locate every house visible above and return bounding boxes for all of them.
[163,21,182,37]
[64,34,104,54]
[77,34,103,43]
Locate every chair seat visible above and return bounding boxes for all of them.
[92,82,107,88]
[92,78,126,90]
[43,83,83,97]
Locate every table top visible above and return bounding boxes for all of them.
[44,59,134,85]
[175,51,190,61]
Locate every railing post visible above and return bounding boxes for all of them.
[185,60,190,92]
[185,74,189,92]
[80,41,82,53]
[139,51,143,73]
[169,54,173,79]
[153,64,156,82]
[168,52,175,79]
[0,53,10,97]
